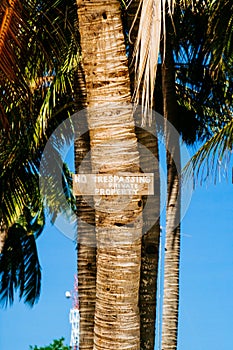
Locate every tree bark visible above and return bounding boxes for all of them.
[75,154,97,350]
[74,64,97,350]
[136,125,160,350]
[126,3,161,348]
[77,1,142,349]
[161,16,181,350]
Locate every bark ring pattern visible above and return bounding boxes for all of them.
[39,104,193,244]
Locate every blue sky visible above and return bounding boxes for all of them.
[0,176,232,349]
[178,181,233,350]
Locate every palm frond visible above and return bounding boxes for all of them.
[0,205,44,307]
[39,134,76,223]
[131,0,211,125]
[132,0,164,125]
[0,0,79,308]
[206,0,233,74]
[0,129,42,226]
[0,0,37,125]
[0,0,25,80]
[183,118,233,184]
[33,40,79,142]
[0,0,79,135]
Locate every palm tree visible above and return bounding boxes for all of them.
[0,0,79,306]
[184,0,233,183]
[74,65,97,350]
[1,3,232,350]
[76,0,142,348]
[161,3,232,348]
[132,1,233,350]
[160,13,181,349]
[1,3,98,347]
[125,3,162,349]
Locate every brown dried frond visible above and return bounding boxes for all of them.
[132,0,176,125]
[0,0,23,81]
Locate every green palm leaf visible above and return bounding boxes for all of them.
[184,119,233,184]
[206,0,233,74]
[0,0,79,138]
[0,0,79,307]
[0,206,44,307]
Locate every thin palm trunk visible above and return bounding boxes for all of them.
[136,126,160,350]
[74,64,96,350]
[75,140,97,349]
[126,4,161,348]
[161,18,181,350]
[77,1,142,349]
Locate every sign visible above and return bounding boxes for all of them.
[73,173,154,196]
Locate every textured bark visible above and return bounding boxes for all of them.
[136,126,160,350]
[75,130,97,350]
[74,64,97,350]
[126,3,161,348]
[77,1,142,349]
[161,18,181,350]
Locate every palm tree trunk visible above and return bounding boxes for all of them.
[74,64,97,350]
[75,129,97,350]
[161,17,181,350]
[77,1,142,349]
[126,3,161,348]
[136,126,160,350]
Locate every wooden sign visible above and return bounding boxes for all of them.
[73,173,154,196]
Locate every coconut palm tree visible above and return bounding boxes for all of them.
[160,13,181,349]
[2,1,231,346]
[124,3,162,350]
[76,1,143,348]
[132,1,233,350]
[1,4,98,347]
[161,3,232,348]
[0,0,79,306]
[74,65,97,350]
[76,2,159,348]
[2,1,141,348]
